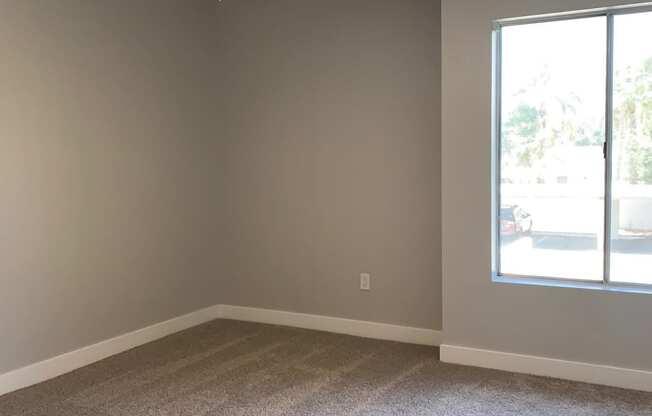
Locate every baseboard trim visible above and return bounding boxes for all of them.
[221,304,442,346]
[0,304,440,397]
[0,304,223,397]
[440,344,652,392]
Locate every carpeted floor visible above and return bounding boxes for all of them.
[1,320,651,415]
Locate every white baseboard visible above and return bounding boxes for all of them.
[0,304,223,397]
[220,304,442,346]
[0,304,440,397]
[440,344,652,393]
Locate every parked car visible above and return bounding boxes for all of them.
[500,205,533,236]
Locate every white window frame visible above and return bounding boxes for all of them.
[491,3,652,293]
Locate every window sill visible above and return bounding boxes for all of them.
[492,274,652,295]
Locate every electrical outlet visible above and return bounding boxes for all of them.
[360,273,371,291]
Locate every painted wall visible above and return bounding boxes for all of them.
[0,1,217,374]
[215,0,442,330]
[442,0,652,370]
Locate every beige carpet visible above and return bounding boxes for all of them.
[1,319,651,415]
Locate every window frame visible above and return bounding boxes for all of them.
[491,3,652,293]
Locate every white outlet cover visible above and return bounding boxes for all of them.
[360,273,371,290]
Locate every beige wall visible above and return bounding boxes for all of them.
[5,0,647,380]
[0,0,218,374]
[1,0,442,376]
[442,0,652,370]
[215,0,442,330]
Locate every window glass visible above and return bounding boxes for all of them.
[499,17,606,280]
[610,11,652,285]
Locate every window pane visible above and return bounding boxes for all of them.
[610,12,652,285]
[499,17,606,280]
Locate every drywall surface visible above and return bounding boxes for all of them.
[0,0,217,374]
[216,0,442,330]
[442,0,652,370]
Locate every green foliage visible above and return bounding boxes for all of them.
[628,143,652,184]
[503,104,546,167]
[505,104,541,139]
[501,67,599,170]
[503,56,652,182]
[576,130,604,147]
[614,56,652,184]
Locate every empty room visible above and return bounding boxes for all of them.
[1,0,652,414]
